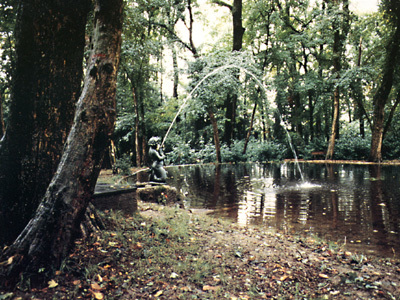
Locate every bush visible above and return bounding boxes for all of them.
[382,136,400,160]
[248,140,288,162]
[114,154,132,175]
[334,134,370,160]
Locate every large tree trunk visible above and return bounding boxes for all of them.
[0,0,123,287]
[232,0,245,52]
[0,0,91,244]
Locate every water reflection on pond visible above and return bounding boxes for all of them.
[138,163,400,258]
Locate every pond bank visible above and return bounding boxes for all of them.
[3,200,399,299]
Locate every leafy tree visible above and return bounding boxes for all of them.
[369,0,400,162]
[0,0,16,137]
[326,0,351,159]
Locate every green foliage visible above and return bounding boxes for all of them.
[114,154,133,175]
[113,0,400,163]
[167,138,289,165]
[334,134,371,160]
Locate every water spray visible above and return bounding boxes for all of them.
[160,64,305,181]
[161,64,238,147]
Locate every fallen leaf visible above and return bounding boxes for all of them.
[73,280,81,286]
[7,256,14,265]
[91,290,104,300]
[154,290,163,297]
[319,273,329,279]
[280,275,289,281]
[91,282,102,290]
[203,285,220,291]
[48,279,58,288]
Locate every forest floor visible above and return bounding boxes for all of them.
[1,162,400,300]
[2,202,400,300]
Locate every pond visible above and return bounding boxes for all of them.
[136,162,400,258]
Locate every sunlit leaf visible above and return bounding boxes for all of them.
[203,285,220,291]
[91,282,102,290]
[7,256,14,265]
[73,280,81,286]
[154,290,163,297]
[92,291,104,300]
[48,279,58,288]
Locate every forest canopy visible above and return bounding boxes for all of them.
[1,0,400,169]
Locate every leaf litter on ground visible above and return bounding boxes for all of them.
[1,200,400,299]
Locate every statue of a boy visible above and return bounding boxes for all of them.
[148,136,167,183]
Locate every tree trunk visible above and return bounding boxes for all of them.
[383,90,400,138]
[369,17,400,162]
[0,91,4,138]
[232,0,245,52]
[243,102,257,155]
[326,87,340,159]
[133,86,142,167]
[172,44,179,98]
[0,0,123,287]
[325,0,349,160]
[213,0,244,146]
[209,109,221,163]
[0,0,91,245]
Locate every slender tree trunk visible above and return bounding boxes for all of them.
[243,102,257,155]
[0,0,91,245]
[172,44,179,98]
[326,88,340,159]
[325,0,349,160]
[0,91,4,138]
[0,0,123,286]
[133,86,142,166]
[383,90,400,138]
[209,109,221,163]
[308,90,314,141]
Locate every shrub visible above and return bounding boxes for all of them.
[334,134,370,160]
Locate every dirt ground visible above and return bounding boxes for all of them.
[2,198,399,300]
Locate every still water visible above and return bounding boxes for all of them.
[148,163,400,258]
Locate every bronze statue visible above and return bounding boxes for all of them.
[148,136,167,183]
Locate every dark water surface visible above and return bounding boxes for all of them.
[144,163,400,258]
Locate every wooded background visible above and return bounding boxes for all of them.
[0,0,400,285]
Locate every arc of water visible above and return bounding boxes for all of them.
[161,64,305,181]
[161,64,237,147]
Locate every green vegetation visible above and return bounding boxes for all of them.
[1,1,400,164]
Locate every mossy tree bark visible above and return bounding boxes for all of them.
[0,0,123,287]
